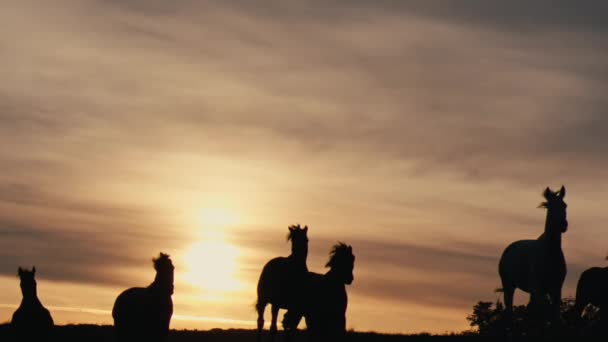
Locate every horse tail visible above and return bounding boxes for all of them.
[253,299,262,312]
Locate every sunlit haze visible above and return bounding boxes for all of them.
[1,0,607,334]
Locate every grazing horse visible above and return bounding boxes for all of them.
[498,185,568,330]
[112,253,174,342]
[284,243,355,341]
[574,265,608,330]
[11,267,54,341]
[256,224,309,342]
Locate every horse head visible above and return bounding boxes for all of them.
[18,266,37,297]
[287,224,309,257]
[153,253,175,295]
[540,185,568,233]
[326,243,355,285]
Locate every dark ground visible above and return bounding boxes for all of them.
[0,323,567,341]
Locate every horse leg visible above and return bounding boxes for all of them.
[548,287,563,328]
[528,287,549,336]
[502,286,515,334]
[256,301,266,342]
[282,310,303,342]
[269,304,279,341]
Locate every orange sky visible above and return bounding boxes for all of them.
[1,0,607,334]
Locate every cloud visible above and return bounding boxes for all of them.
[2,1,607,189]
[0,222,132,286]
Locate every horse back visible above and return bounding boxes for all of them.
[11,305,54,341]
[113,286,172,341]
[576,267,608,310]
[499,239,537,290]
[257,256,307,308]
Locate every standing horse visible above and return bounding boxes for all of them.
[112,253,174,342]
[574,264,608,334]
[498,185,568,331]
[256,224,309,342]
[284,243,355,341]
[11,267,54,341]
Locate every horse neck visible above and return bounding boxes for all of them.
[150,272,173,295]
[541,209,562,250]
[325,268,345,286]
[20,288,40,306]
[290,242,307,264]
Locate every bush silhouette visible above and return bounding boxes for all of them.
[466,296,602,337]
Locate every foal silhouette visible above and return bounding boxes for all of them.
[11,267,54,341]
[284,243,355,341]
[498,186,568,331]
[112,253,174,342]
[256,224,309,342]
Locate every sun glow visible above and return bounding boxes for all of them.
[183,208,244,297]
[199,208,240,229]
[184,240,243,294]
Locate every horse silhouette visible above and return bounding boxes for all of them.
[256,224,309,342]
[284,242,355,341]
[574,264,608,335]
[112,253,174,342]
[10,266,54,342]
[498,185,568,331]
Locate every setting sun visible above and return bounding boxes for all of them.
[183,240,243,295]
[183,208,244,296]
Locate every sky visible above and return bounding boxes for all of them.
[1,0,607,334]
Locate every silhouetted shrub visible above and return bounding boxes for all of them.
[466,297,602,337]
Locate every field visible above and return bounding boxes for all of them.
[3,323,575,341]
[0,323,491,341]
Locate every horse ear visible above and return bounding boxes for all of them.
[32,266,36,275]
[304,225,308,232]
[18,267,23,276]
[543,187,552,199]
[559,185,566,199]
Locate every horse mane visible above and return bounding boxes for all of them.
[286,224,308,241]
[326,242,353,268]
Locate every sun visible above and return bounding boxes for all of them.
[183,240,243,294]
[182,208,244,296]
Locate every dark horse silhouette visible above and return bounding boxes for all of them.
[498,185,568,331]
[284,243,355,341]
[256,224,309,342]
[112,253,174,342]
[574,264,608,335]
[11,266,54,341]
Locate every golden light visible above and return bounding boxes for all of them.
[182,208,244,297]
[199,207,240,229]
[183,240,243,294]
